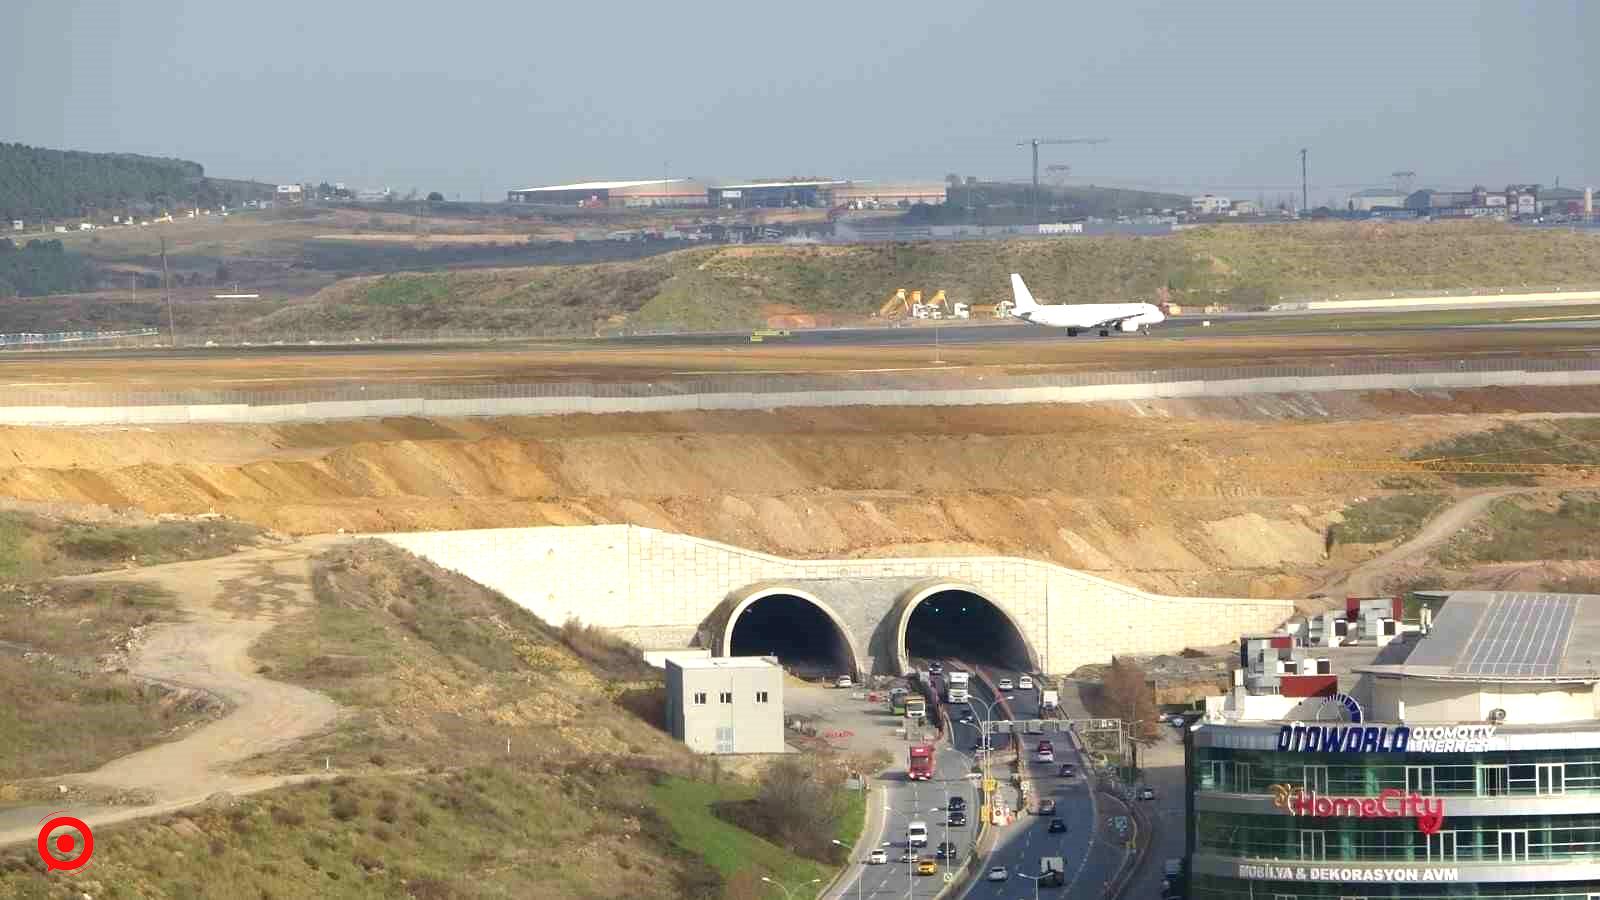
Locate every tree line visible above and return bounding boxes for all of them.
[0,238,95,298]
[0,142,271,221]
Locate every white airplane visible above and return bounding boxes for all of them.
[1008,273,1166,336]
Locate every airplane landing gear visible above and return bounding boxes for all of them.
[1066,328,1078,337]
[1098,329,1111,337]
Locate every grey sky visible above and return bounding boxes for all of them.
[5,0,1594,201]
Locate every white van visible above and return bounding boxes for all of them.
[907,820,928,847]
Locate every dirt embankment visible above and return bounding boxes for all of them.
[4,387,1600,597]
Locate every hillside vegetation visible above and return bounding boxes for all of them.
[0,142,274,221]
[264,220,1600,335]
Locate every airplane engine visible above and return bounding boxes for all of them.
[1120,320,1141,333]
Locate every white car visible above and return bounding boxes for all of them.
[997,678,1013,690]
[987,866,1009,882]
[836,675,853,688]
[1138,787,1156,801]
[1019,675,1034,690]
[868,849,888,865]
[1037,749,1055,763]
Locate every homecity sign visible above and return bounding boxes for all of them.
[1271,784,1445,835]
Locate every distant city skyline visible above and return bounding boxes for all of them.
[5,0,1595,199]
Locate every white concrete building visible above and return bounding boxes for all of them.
[665,656,785,754]
[1191,194,1231,215]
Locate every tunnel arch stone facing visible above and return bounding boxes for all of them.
[889,578,1042,675]
[705,582,868,677]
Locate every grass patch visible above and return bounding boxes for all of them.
[0,658,218,781]
[0,765,718,899]
[1333,493,1449,545]
[1405,421,1600,486]
[361,273,454,307]
[1436,492,1600,564]
[0,510,261,581]
[247,540,678,776]
[1542,574,1600,594]
[0,581,176,658]
[651,776,829,887]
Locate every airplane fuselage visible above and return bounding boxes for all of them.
[1011,302,1165,332]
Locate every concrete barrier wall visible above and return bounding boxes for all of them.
[376,524,1293,675]
[2,365,1599,426]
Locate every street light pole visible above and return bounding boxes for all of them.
[831,839,862,900]
[760,875,821,900]
[1018,869,1044,900]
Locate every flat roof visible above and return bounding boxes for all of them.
[671,656,778,671]
[1360,591,1600,683]
[511,179,694,193]
[712,180,847,190]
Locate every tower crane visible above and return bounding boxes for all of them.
[1016,137,1108,224]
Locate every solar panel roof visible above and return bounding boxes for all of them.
[1375,591,1600,682]
[1453,593,1576,677]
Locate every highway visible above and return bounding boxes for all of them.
[959,670,1126,900]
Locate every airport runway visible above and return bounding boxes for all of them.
[13,314,1600,366]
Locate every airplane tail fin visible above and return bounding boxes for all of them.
[1009,273,1039,311]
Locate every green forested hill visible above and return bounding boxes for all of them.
[0,142,270,220]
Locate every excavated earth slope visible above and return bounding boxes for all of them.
[5,385,1600,598]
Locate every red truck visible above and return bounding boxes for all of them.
[908,743,935,781]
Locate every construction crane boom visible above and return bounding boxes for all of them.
[1016,137,1109,225]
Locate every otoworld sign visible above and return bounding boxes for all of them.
[1275,724,1496,754]
[1271,784,1445,835]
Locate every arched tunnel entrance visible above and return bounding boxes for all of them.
[899,587,1035,674]
[724,590,859,680]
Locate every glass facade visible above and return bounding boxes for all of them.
[1197,746,1600,797]
[1190,738,1600,899]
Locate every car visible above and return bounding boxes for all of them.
[916,859,938,876]
[935,841,958,859]
[928,661,943,675]
[958,710,976,724]
[1048,817,1067,833]
[1019,675,1034,689]
[1038,799,1056,816]
[997,677,1014,690]
[1139,787,1156,801]
[1167,714,1187,727]
[868,849,888,865]
[899,849,919,863]
[835,675,853,688]
[947,811,967,827]
[1059,763,1076,777]
[948,796,967,812]
[987,866,1009,882]
[1037,749,1055,763]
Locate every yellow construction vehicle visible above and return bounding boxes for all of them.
[749,329,793,342]
[878,288,911,318]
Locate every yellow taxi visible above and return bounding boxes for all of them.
[916,858,938,876]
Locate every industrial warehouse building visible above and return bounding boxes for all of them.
[1187,591,1600,899]
[509,177,945,210]
[506,178,709,207]
[665,656,785,754]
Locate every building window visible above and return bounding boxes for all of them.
[693,692,707,705]
[719,691,733,704]
[755,691,769,703]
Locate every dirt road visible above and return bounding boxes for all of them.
[0,538,348,848]
[1316,490,1516,602]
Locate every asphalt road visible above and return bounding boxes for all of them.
[959,671,1126,900]
[836,681,979,900]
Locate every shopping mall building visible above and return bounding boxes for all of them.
[1186,592,1600,900]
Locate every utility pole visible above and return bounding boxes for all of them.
[161,236,175,347]
[1300,148,1309,214]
